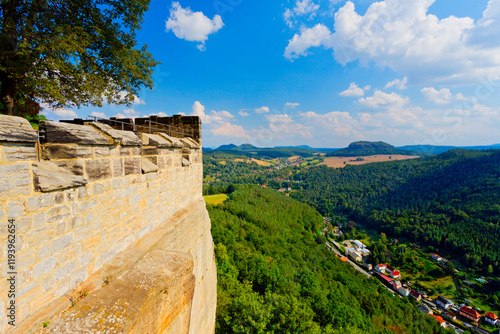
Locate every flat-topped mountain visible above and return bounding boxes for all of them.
[327,141,415,157]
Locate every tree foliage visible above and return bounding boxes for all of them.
[0,0,159,115]
[210,185,450,333]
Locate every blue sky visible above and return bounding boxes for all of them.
[44,0,500,148]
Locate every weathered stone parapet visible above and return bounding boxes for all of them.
[0,115,214,334]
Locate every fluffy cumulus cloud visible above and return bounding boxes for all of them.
[284,0,320,27]
[116,91,145,105]
[212,122,249,139]
[385,77,408,90]
[166,2,224,51]
[285,0,500,84]
[41,104,78,119]
[189,101,248,139]
[89,111,107,119]
[114,108,140,118]
[255,106,270,114]
[266,114,311,138]
[421,87,467,105]
[239,111,250,117]
[358,90,410,110]
[284,24,332,59]
[285,102,300,108]
[339,82,365,97]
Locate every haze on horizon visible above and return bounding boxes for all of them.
[44,0,500,148]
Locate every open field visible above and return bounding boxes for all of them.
[233,158,272,166]
[203,194,229,205]
[320,155,420,168]
[287,155,301,161]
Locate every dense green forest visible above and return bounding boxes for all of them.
[209,185,451,333]
[293,149,500,273]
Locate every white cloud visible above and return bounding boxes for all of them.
[149,112,169,117]
[285,102,300,108]
[289,0,500,84]
[339,82,365,97]
[385,77,408,90]
[284,0,320,27]
[166,2,224,51]
[117,91,145,105]
[358,90,410,109]
[255,106,270,114]
[89,111,107,119]
[421,87,467,105]
[211,122,249,139]
[266,114,311,138]
[191,101,234,124]
[239,111,250,117]
[298,111,362,138]
[114,113,127,118]
[44,106,78,119]
[284,24,332,59]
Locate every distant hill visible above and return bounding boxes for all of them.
[275,145,341,152]
[216,143,237,150]
[399,144,500,154]
[327,141,414,157]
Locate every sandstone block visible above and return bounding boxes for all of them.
[3,144,37,161]
[0,115,38,143]
[94,146,112,157]
[142,158,159,174]
[37,243,51,260]
[124,157,141,175]
[158,133,184,148]
[113,158,124,177]
[141,146,158,156]
[27,193,55,212]
[119,147,131,156]
[47,205,70,223]
[40,121,111,145]
[54,259,76,283]
[33,161,87,192]
[41,144,93,160]
[88,122,142,146]
[141,133,171,147]
[182,158,191,167]
[34,255,57,278]
[85,159,112,181]
[0,163,32,197]
[52,234,72,253]
[7,200,26,219]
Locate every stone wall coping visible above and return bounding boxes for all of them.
[0,114,38,143]
[158,133,184,148]
[40,121,112,145]
[87,122,142,146]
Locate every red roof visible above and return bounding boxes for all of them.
[485,312,498,320]
[460,306,481,318]
[430,314,446,324]
[378,274,393,283]
[340,257,348,262]
[392,271,400,276]
[377,263,387,268]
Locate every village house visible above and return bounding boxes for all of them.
[398,287,410,297]
[431,253,443,261]
[410,290,422,302]
[346,247,363,262]
[353,240,366,249]
[444,312,457,321]
[459,306,481,323]
[393,281,402,291]
[418,304,433,315]
[390,270,401,279]
[376,263,387,272]
[429,314,447,328]
[436,296,454,310]
[485,312,499,325]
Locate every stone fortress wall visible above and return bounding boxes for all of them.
[0,115,216,333]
